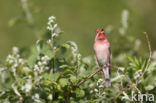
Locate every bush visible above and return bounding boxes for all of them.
[0,1,156,102]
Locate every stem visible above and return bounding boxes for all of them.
[136,32,152,86]
[76,67,103,88]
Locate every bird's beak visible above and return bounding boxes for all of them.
[101,31,104,34]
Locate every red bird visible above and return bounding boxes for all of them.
[94,28,111,87]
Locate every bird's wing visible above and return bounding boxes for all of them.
[108,46,111,75]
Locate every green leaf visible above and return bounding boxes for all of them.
[28,46,38,65]
[70,76,77,83]
[62,43,70,49]
[59,78,68,87]
[57,84,61,91]
[43,73,59,82]
[75,88,85,97]
[59,65,69,69]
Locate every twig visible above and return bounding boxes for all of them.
[109,65,142,96]
[109,65,133,85]
[65,94,70,103]
[113,87,127,102]
[77,65,142,95]
[136,32,152,86]
[65,67,105,103]
[66,61,147,102]
[75,67,104,88]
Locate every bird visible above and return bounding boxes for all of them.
[94,28,111,87]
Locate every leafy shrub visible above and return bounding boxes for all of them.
[0,1,156,103]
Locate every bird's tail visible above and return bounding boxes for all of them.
[102,67,111,87]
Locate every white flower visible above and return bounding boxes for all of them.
[38,61,42,66]
[122,10,129,29]
[99,85,104,88]
[47,16,57,33]
[48,16,56,20]
[94,88,98,92]
[21,80,32,93]
[12,46,19,54]
[49,20,54,23]
[68,41,78,54]
[48,94,53,100]
[18,58,24,64]
[53,24,57,28]
[28,75,32,79]
[97,78,104,86]
[43,61,47,65]
[67,41,79,58]
[32,93,42,103]
[47,39,52,44]
[51,33,58,38]
[34,65,39,71]
[13,63,18,68]
[119,9,129,35]
[34,55,50,74]
[41,55,50,61]
[53,47,57,50]
[134,70,142,80]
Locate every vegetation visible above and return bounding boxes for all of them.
[0,0,156,103]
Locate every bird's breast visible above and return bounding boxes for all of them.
[94,41,110,65]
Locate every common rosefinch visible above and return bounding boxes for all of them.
[94,28,111,87]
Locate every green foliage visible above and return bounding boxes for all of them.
[0,2,156,102]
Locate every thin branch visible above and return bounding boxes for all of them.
[65,94,70,103]
[76,65,133,89]
[76,64,141,93]
[109,65,133,85]
[136,32,152,86]
[65,64,142,103]
[113,87,132,103]
[75,67,104,88]
[109,65,142,95]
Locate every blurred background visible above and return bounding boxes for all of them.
[0,0,156,62]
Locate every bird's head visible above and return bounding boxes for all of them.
[95,28,107,40]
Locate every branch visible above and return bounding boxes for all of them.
[136,32,152,86]
[109,65,142,95]
[65,64,142,103]
[76,64,141,93]
[75,67,104,88]
[109,65,133,85]
[65,66,105,103]
[75,65,132,89]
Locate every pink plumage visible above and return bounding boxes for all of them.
[94,28,111,87]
